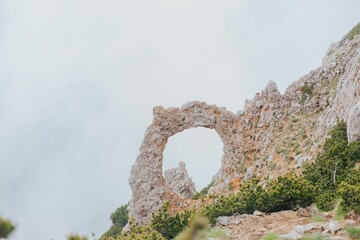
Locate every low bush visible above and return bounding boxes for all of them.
[102,204,129,238]
[102,219,165,240]
[192,181,214,200]
[337,170,360,214]
[201,174,315,224]
[303,121,360,211]
[151,202,193,239]
[0,216,15,238]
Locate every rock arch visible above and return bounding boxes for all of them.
[128,101,239,224]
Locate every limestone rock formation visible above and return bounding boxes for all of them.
[164,161,196,199]
[128,101,240,224]
[128,26,360,225]
[347,101,360,142]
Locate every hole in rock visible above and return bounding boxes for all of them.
[162,128,223,193]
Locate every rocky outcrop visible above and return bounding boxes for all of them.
[128,26,360,225]
[128,101,241,224]
[164,161,196,199]
[347,101,360,142]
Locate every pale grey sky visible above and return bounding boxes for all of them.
[0,1,359,239]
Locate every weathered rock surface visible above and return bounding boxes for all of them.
[164,161,196,199]
[216,210,360,239]
[128,101,240,224]
[128,28,360,225]
[347,100,360,142]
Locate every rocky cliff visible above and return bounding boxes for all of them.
[128,24,360,225]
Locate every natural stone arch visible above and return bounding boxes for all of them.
[128,101,239,224]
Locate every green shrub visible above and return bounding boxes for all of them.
[262,173,315,212]
[192,181,214,200]
[102,219,165,240]
[348,141,360,163]
[111,204,129,228]
[151,202,193,239]
[337,170,360,213]
[102,204,129,238]
[300,85,313,95]
[300,85,313,102]
[102,226,123,239]
[303,121,360,211]
[201,174,315,225]
[345,226,360,240]
[67,233,88,240]
[314,191,337,212]
[0,216,15,238]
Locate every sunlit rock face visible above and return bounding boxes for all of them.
[128,31,360,225]
[164,161,196,199]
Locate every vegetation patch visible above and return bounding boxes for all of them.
[303,121,360,211]
[192,181,214,200]
[300,85,313,102]
[345,225,360,240]
[0,216,15,239]
[201,173,315,224]
[151,202,193,239]
[102,204,129,239]
[346,22,360,40]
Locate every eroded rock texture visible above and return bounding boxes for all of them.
[128,101,240,224]
[128,29,360,225]
[347,101,360,142]
[164,161,196,199]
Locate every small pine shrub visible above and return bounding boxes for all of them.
[337,170,360,214]
[0,216,15,238]
[262,173,315,212]
[300,85,313,102]
[151,202,193,239]
[102,203,129,238]
[192,181,214,200]
[110,204,129,228]
[201,174,315,224]
[101,219,165,240]
[303,121,360,211]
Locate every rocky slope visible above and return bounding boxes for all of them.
[128,24,360,225]
[216,208,360,240]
